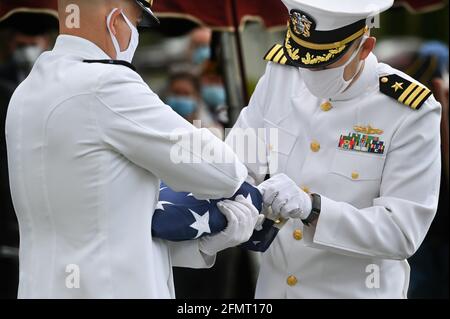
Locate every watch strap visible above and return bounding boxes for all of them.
[302,193,321,226]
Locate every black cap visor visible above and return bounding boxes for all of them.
[135,0,159,27]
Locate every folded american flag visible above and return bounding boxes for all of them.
[152,182,280,252]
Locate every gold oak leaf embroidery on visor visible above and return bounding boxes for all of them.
[301,46,346,65]
[285,29,300,61]
[284,28,347,65]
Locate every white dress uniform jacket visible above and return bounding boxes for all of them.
[5,35,247,299]
[226,53,441,298]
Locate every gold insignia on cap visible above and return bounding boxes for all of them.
[291,11,313,38]
[353,125,384,135]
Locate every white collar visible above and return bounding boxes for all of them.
[52,35,111,60]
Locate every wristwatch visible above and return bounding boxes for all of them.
[302,193,321,226]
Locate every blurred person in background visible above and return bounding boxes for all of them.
[0,31,52,84]
[201,61,230,126]
[165,71,224,138]
[377,39,449,299]
[0,15,54,300]
[408,42,449,299]
[189,27,212,67]
[409,42,449,300]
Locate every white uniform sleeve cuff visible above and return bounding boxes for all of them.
[302,195,343,247]
[169,240,216,269]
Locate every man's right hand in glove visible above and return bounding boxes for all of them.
[257,173,312,220]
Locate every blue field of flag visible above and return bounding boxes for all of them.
[152,182,280,252]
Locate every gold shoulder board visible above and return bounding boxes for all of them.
[379,74,432,110]
[263,44,295,66]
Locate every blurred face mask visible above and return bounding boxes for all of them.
[166,96,198,117]
[299,37,367,99]
[107,8,139,63]
[201,85,226,109]
[192,46,211,65]
[12,45,43,73]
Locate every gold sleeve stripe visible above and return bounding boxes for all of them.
[398,83,418,103]
[273,49,285,63]
[264,45,283,61]
[405,86,425,106]
[411,89,432,109]
[280,56,288,65]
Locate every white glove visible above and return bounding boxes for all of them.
[257,173,312,220]
[199,195,263,256]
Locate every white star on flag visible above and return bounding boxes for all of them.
[189,209,211,238]
[155,201,173,211]
[238,193,254,206]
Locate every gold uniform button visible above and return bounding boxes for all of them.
[310,141,320,152]
[320,101,333,112]
[287,275,298,286]
[351,171,360,180]
[381,77,389,83]
[301,186,310,194]
[293,229,303,241]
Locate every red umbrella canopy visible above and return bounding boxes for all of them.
[0,0,446,30]
[0,0,58,22]
[153,0,288,31]
[153,0,447,30]
[0,0,58,34]
[395,0,447,12]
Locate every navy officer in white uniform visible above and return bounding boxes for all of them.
[6,0,261,298]
[226,0,442,298]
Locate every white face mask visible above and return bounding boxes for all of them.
[299,37,367,99]
[106,8,139,63]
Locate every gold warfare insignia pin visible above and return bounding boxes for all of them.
[353,125,384,135]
